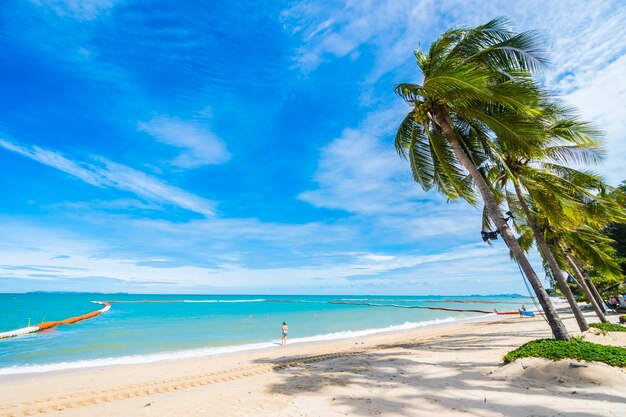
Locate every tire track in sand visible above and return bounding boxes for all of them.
[1,351,363,417]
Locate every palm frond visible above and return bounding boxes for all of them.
[447,17,548,73]
[394,83,425,102]
[468,30,548,73]
[425,127,478,204]
[394,112,416,158]
[543,145,603,165]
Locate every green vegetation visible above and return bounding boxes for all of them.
[620,315,626,324]
[503,338,626,367]
[589,181,626,297]
[589,322,626,333]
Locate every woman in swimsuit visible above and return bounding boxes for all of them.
[281,321,288,347]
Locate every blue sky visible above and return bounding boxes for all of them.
[0,0,624,295]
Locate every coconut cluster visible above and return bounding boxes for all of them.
[413,100,433,124]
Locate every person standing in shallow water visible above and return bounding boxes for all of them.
[281,321,288,347]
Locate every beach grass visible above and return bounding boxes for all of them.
[503,337,626,367]
[589,322,626,333]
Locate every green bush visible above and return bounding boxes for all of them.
[619,315,626,324]
[589,322,626,332]
[503,338,626,367]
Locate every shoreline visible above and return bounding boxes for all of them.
[0,311,500,378]
[1,313,508,386]
[1,311,624,416]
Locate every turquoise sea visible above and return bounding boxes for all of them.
[0,293,530,375]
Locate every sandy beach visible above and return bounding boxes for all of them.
[1,311,625,417]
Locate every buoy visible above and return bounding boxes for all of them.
[0,302,110,340]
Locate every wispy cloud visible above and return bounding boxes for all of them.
[0,220,536,294]
[561,55,626,185]
[2,0,619,295]
[300,104,408,212]
[138,115,231,168]
[0,136,216,217]
[298,104,480,243]
[282,0,437,77]
[283,0,626,184]
[33,0,120,21]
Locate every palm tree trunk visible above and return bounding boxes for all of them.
[563,252,608,323]
[433,114,570,340]
[574,260,609,315]
[573,263,608,314]
[585,277,608,315]
[512,183,588,332]
[584,274,608,315]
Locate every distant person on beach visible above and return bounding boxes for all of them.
[281,321,288,347]
[521,305,527,312]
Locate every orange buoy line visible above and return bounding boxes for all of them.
[103,299,521,315]
[326,301,520,315]
[100,300,198,303]
[0,298,523,340]
[0,301,110,339]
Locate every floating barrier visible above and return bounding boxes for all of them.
[0,298,524,340]
[101,298,519,315]
[0,301,110,340]
[326,301,520,315]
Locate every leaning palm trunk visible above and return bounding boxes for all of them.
[575,260,609,315]
[563,251,608,323]
[433,111,570,340]
[584,277,608,315]
[512,183,589,331]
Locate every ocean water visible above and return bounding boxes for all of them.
[0,293,530,375]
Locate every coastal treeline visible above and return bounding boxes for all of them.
[393,17,626,340]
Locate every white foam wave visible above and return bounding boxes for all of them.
[0,316,461,376]
[287,317,456,343]
[182,299,266,303]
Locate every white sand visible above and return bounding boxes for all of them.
[1,311,624,417]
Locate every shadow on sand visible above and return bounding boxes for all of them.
[252,321,624,416]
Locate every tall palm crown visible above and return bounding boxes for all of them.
[488,104,605,227]
[394,17,548,203]
[487,112,613,328]
[541,190,626,280]
[394,17,572,340]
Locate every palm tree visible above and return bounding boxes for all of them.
[534,188,625,322]
[394,18,569,339]
[485,103,604,331]
[559,225,623,321]
[511,182,591,330]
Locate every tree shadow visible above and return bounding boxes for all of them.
[253,325,625,416]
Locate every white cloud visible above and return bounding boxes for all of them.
[299,127,415,215]
[0,136,216,217]
[32,0,119,21]
[138,116,231,168]
[286,0,626,184]
[298,104,481,243]
[283,0,433,74]
[34,0,120,20]
[0,220,533,294]
[562,55,626,185]
[300,104,418,214]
